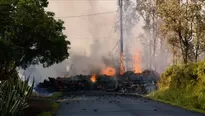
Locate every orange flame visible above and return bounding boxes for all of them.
[120,52,125,75]
[90,74,97,83]
[102,66,116,76]
[132,50,142,73]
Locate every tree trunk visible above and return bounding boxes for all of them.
[195,40,199,62]
[183,43,189,64]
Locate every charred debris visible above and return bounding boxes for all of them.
[36,70,159,94]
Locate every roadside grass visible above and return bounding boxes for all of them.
[31,92,63,100]
[24,92,62,116]
[37,112,53,116]
[48,92,63,100]
[146,91,205,114]
[148,62,205,114]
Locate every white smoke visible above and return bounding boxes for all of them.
[19,0,172,83]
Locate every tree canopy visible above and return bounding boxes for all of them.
[135,0,205,65]
[0,0,70,79]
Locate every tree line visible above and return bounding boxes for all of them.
[135,0,205,65]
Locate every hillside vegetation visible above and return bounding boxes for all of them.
[150,61,205,112]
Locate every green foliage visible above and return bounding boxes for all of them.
[51,102,60,112]
[36,101,59,116]
[49,92,62,100]
[37,112,53,116]
[152,61,205,111]
[157,0,205,63]
[0,77,34,116]
[0,0,70,79]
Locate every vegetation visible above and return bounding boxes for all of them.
[49,92,63,100]
[24,99,60,116]
[0,0,68,115]
[150,61,205,113]
[0,0,70,80]
[134,0,205,113]
[0,77,34,116]
[37,112,53,116]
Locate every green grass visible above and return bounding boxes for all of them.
[150,62,205,114]
[31,92,62,100]
[51,101,60,112]
[35,101,60,116]
[24,98,60,116]
[50,92,62,100]
[37,112,53,116]
[147,93,205,114]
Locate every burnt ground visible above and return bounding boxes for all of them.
[56,92,204,116]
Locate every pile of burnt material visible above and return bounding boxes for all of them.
[117,69,160,94]
[93,75,117,90]
[36,69,160,94]
[37,77,64,92]
[61,75,92,91]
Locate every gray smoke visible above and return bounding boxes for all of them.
[19,0,172,83]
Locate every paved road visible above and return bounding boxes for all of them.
[56,94,204,116]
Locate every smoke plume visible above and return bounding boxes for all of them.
[19,0,172,83]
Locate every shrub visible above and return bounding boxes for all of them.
[151,61,205,112]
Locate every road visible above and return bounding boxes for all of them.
[56,93,204,116]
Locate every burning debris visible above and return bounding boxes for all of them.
[90,74,97,83]
[132,50,142,73]
[120,53,125,75]
[101,66,116,76]
[36,69,159,94]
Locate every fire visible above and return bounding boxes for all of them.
[120,52,125,75]
[132,50,142,73]
[90,74,97,83]
[102,66,116,76]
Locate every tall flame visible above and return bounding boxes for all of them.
[102,66,116,76]
[90,74,97,83]
[120,52,125,75]
[132,50,141,73]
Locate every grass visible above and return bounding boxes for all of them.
[147,88,205,114]
[147,62,205,115]
[37,112,53,116]
[24,92,62,115]
[49,92,63,100]
[32,92,63,100]
[147,93,205,114]
[24,98,60,116]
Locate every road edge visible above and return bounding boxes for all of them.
[143,95,205,115]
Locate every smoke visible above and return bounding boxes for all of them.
[19,0,172,83]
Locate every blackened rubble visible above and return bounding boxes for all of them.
[36,69,159,94]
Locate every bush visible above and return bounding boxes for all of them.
[151,61,205,112]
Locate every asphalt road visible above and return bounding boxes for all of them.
[56,93,204,116]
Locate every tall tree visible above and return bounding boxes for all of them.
[0,0,70,80]
[157,0,205,64]
[136,0,158,69]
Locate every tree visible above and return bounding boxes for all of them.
[157,0,205,64]
[0,0,70,80]
[136,0,158,69]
